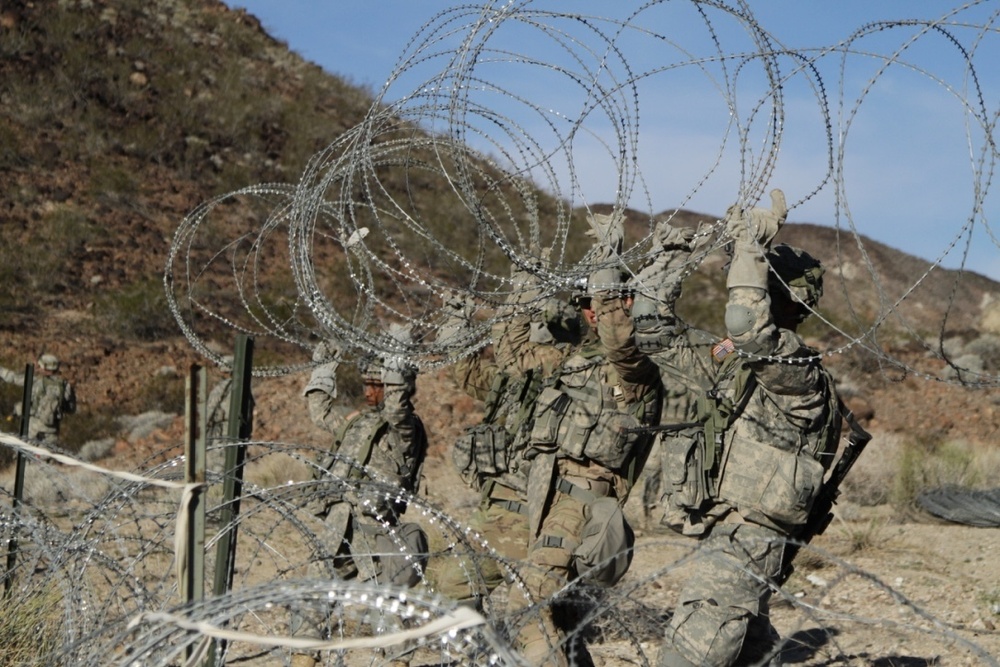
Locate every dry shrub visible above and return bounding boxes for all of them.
[840,430,1000,513]
[0,582,62,666]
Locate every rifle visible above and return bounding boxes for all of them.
[775,403,872,586]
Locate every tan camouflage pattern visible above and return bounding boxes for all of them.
[429,482,529,604]
[658,241,842,666]
[642,326,718,521]
[658,522,784,666]
[508,294,662,667]
[0,365,76,443]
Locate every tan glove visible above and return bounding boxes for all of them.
[653,221,695,251]
[437,292,475,344]
[382,323,416,385]
[725,189,786,247]
[725,189,787,290]
[585,211,624,261]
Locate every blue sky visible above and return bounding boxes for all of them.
[230,1,1000,281]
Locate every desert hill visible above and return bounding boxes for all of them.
[1,0,998,478]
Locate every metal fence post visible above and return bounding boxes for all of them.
[4,364,33,597]
[206,336,254,666]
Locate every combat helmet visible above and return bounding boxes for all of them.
[766,244,824,310]
[358,353,383,384]
[38,353,60,372]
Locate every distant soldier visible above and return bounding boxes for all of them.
[0,353,76,445]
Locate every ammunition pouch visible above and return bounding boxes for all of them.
[659,428,713,535]
[717,435,825,526]
[528,385,643,471]
[374,521,429,588]
[453,423,511,489]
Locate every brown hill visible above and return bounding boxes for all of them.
[2,0,999,457]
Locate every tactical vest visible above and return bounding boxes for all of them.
[706,349,842,528]
[321,410,427,502]
[529,344,660,481]
[452,367,544,490]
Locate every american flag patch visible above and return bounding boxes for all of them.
[712,338,736,362]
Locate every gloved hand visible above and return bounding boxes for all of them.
[343,226,370,255]
[653,221,695,251]
[585,212,624,261]
[437,291,475,344]
[725,189,787,290]
[382,324,416,385]
[508,259,545,305]
[312,338,343,363]
[725,189,786,248]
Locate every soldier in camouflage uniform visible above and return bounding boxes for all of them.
[0,353,76,444]
[432,279,587,609]
[628,221,719,529]
[656,190,842,667]
[292,326,429,667]
[505,213,664,667]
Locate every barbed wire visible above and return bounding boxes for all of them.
[165,1,999,390]
[1,432,998,665]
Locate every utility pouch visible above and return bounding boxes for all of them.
[452,423,511,488]
[528,386,574,454]
[717,435,825,526]
[660,428,710,530]
[582,410,641,470]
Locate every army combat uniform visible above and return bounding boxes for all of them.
[433,288,584,607]
[0,354,76,444]
[627,222,719,527]
[507,279,663,666]
[292,345,429,667]
[657,191,843,667]
[302,349,428,585]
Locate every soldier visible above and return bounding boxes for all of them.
[0,353,76,445]
[655,190,843,667]
[432,275,585,609]
[627,221,718,530]
[505,213,663,667]
[292,326,429,667]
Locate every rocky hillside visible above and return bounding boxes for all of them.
[2,0,999,475]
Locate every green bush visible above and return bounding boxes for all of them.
[60,408,120,453]
[0,582,62,667]
[92,277,176,341]
[136,373,186,415]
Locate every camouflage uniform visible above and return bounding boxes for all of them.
[506,246,663,666]
[302,345,428,580]
[628,222,719,527]
[657,191,842,667]
[293,342,429,664]
[434,292,584,607]
[0,354,76,444]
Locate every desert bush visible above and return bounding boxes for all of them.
[136,372,186,415]
[964,334,1000,371]
[92,276,176,341]
[60,408,120,453]
[0,582,62,667]
[841,431,999,512]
